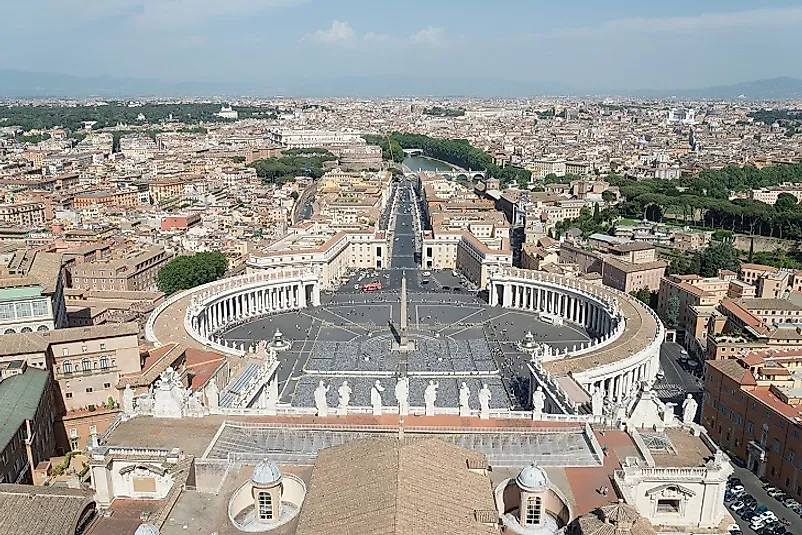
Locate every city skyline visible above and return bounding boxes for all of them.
[3,0,802,95]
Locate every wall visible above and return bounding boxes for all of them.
[733,235,801,254]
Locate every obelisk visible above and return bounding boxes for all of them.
[399,272,409,348]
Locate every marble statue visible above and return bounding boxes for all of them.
[459,382,471,417]
[204,380,219,410]
[478,384,491,419]
[424,380,439,416]
[337,380,352,416]
[682,394,698,424]
[370,380,385,416]
[591,386,604,417]
[153,367,185,418]
[123,384,134,414]
[532,386,546,419]
[314,380,330,417]
[395,377,409,416]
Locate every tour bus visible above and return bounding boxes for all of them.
[539,312,564,326]
[362,282,383,292]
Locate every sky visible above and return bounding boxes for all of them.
[3,0,802,91]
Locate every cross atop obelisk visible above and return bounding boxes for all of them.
[399,271,409,347]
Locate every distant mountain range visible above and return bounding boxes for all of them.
[1,68,802,100]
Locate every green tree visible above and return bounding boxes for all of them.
[630,288,654,308]
[601,190,617,203]
[290,191,299,200]
[775,192,799,211]
[665,296,680,328]
[698,241,741,277]
[156,252,228,295]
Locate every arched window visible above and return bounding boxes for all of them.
[257,491,273,521]
[82,359,91,372]
[100,357,109,369]
[37,325,49,332]
[3,328,15,334]
[20,327,33,333]
[63,361,73,373]
[525,496,542,526]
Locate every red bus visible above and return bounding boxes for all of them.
[362,282,382,292]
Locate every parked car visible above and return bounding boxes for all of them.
[783,498,800,509]
[753,519,770,531]
[731,501,748,512]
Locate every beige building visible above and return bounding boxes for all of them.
[0,201,47,228]
[71,246,172,292]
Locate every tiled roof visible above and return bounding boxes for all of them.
[295,437,497,535]
[0,483,95,535]
[707,358,756,385]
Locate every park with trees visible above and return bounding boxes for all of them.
[247,148,337,184]
[156,251,228,296]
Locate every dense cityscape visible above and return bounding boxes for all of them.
[4,4,802,535]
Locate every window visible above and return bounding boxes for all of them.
[100,357,109,369]
[82,359,91,371]
[747,421,754,434]
[65,393,72,399]
[257,492,273,521]
[657,499,681,514]
[103,383,111,389]
[63,361,73,373]
[82,345,87,353]
[100,343,106,351]
[525,496,542,525]
[89,426,97,434]
[86,387,93,393]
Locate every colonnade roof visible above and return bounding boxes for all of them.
[500,273,659,376]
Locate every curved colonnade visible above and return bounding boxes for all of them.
[146,267,663,415]
[145,268,321,357]
[490,268,664,406]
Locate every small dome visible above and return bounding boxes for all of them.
[516,464,549,492]
[252,458,282,487]
[134,524,160,535]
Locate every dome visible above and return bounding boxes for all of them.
[134,524,160,535]
[252,458,282,487]
[516,464,550,492]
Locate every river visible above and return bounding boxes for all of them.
[402,155,458,173]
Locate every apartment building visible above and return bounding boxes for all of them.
[748,186,802,205]
[703,354,802,497]
[559,238,666,293]
[0,363,56,484]
[71,246,172,292]
[269,129,364,149]
[73,189,138,210]
[0,201,47,228]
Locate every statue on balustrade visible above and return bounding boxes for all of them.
[424,380,439,416]
[314,380,330,417]
[682,394,698,424]
[532,386,546,419]
[370,380,384,416]
[459,382,471,417]
[478,384,491,419]
[337,380,352,416]
[395,377,410,416]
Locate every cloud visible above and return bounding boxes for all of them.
[525,6,802,40]
[308,20,355,44]
[410,26,446,46]
[364,31,394,44]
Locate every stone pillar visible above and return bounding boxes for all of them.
[503,283,512,308]
[298,283,306,308]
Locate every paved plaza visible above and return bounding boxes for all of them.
[223,179,591,410]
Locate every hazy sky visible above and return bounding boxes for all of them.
[3,0,802,89]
